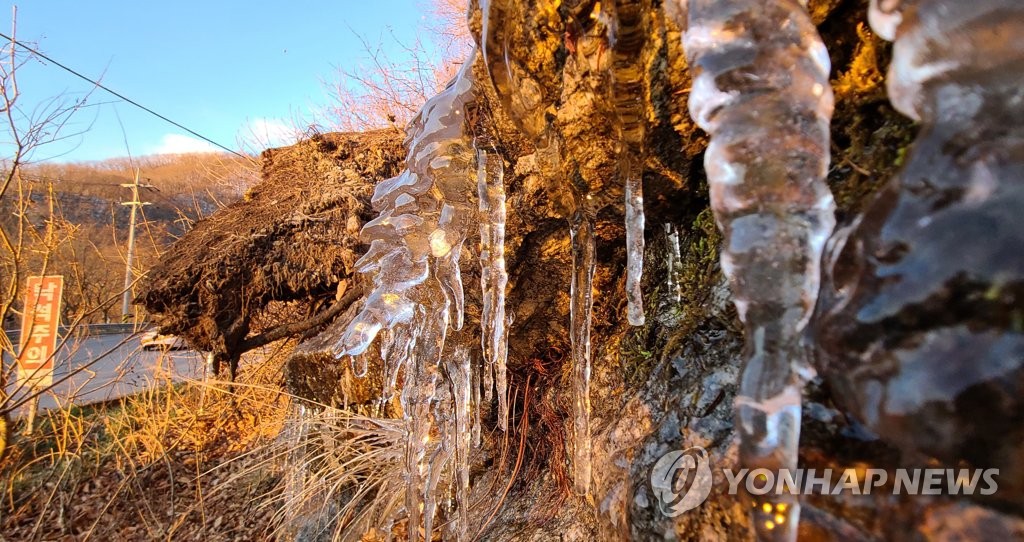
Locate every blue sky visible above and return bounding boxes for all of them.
[1,1,448,162]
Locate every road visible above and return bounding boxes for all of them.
[3,328,205,418]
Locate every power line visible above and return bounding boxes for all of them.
[0,31,248,159]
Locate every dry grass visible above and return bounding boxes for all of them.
[0,339,426,542]
[0,346,291,542]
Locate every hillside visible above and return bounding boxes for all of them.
[0,152,256,326]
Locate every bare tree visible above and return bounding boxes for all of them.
[322,0,473,132]
[0,10,100,456]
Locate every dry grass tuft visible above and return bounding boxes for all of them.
[0,346,291,541]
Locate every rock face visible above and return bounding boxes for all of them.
[141,0,1024,540]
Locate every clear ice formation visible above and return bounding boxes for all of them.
[610,0,653,327]
[478,147,510,430]
[813,0,1024,510]
[671,1,836,539]
[445,346,472,540]
[331,48,511,541]
[478,0,598,494]
[569,209,596,495]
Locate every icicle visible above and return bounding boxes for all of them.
[609,0,653,327]
[445,346,472,542]
[665,223,681,305]
[482,345,493,406]
[471,350,482,448]
[810,0,1024,508]
[350,352,369,378]
[381,327,415,405]
[670,1,836,539]
[334,49,479,362]
[623,157,646,326]
[330,48,481,542]
[401,303,448,542]
[422,364,455,542]
[477,147,510,430]
[569,209,597,495]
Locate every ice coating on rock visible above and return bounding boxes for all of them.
[479,0,605,491]
[477,147,510,430]
[815,0,1024,511]
[610,0,653,327]
[672,1,836,539]
[478,0,560,142]
[569,210,596,495]
[478,0,563,442]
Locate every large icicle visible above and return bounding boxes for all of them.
[811,0,1024,510]
[670,1,836,540]
[400,306,444,542]
[332,49,481,542]
[335,50,479,361]
[610,0,653,327]
[477,147,509,430]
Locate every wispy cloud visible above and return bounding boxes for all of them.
[151,133,219,155]
[240,117,299,151]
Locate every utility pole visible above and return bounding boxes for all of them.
[121,168,152,322]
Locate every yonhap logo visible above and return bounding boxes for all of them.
[650,446,714,516]
[650,446,1000,517]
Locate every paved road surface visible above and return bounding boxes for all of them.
[3,329,204,418]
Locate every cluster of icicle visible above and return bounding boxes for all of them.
[669,1,836,540]
[478,0,605,496]
[478,0,656,497]
[331,48,510,542]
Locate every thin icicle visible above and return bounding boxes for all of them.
[482,350,493,406]
[477,147,509,430]
[445,346,472,541]
[569,209,596,495]
[665,223,681,305]
[471,350,482,448]
[670,1,836,540]
[381,327,415,405]
[623,156,646,326]
[610,0,653,327]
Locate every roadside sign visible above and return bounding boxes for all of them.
[17,275,63,389]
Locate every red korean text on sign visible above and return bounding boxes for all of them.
[17,275,63,388]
